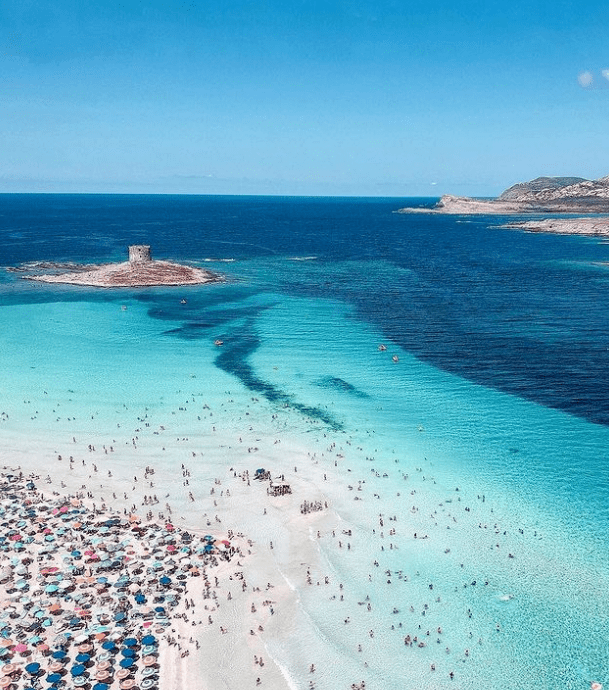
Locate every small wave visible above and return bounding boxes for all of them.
[202,258,235,263]
[287,256,317,261]
[261,646,301,690]
[7,260,107,274]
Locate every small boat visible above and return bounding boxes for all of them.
[214,339,224,346]
[392,355,399,363]
[180,299,187,304]
[378,344,387,351]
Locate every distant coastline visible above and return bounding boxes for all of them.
[499,217,609,237]
[397,174,609,237]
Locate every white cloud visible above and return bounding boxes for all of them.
[578,71,593,87]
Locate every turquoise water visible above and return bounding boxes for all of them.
[1,195,609,688]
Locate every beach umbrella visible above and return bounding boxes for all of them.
[101,641,116,651]
[121,649,135,658]
[70,664,86,676]
[141,635,156,645]
[119,658,134,669]
[52,650,67,660]
[123,638,137,647]
[92,684,109,690]
[47,673,62,684]
[75,653,90,663]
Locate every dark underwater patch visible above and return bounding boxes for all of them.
[159,303,273,340]
[315,376,370,398]
[214,320,343,430]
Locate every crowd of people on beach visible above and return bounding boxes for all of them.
[0,470,241,690]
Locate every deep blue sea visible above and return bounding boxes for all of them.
[2,194,609,426]
[1,194,609,689]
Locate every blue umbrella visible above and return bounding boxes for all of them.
[160,576,171,585]
[121,648,135,657]
[134,593,146,604]
[101,641,116,651]
[75,653,90,663]
[113,612,126,622]
[141,635,156,645]
[70,664,86,676]
[92,684,109,690]
[123,637,138,647]
[52,651,67,659]
[24,662,40,674]
[119,658,134,668]
[47,673,63,683]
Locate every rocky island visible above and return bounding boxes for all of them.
[20,245,221,287]
[398,175,609,237]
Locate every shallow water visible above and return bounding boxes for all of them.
[1,195,609,688]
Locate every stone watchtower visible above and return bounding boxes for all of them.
[128,245,152,264]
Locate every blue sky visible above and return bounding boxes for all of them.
[1,0,608,196]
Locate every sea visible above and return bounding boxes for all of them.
[1,194,608,690]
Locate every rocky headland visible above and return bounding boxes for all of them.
[397,175,609,237]
[398,174,609,215]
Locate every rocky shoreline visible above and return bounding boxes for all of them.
[396,174,609,239]
[19,260,221,288]
[499,217,609,237]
